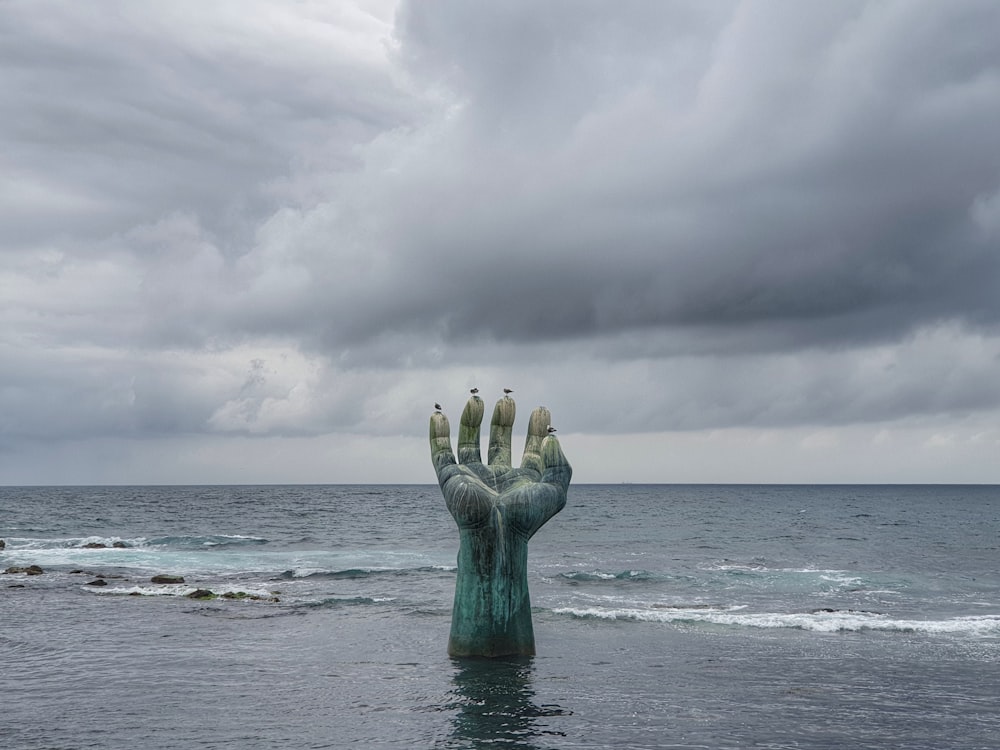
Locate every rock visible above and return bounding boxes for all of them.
[151,575,185,584]
[219,591,280,603]
[82,542,107,549]
[187,589,216,600]
[70,569,84,574]
[0,539,5,549]
[4,565,44,575]
[8,584,25,588]
[112,541,128,548]
[85,579,108,586]
[222,591,265,600]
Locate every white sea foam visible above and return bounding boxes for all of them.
[284,567,327,578]
[84,584,201,597]
[708,562,853,577]
[551,607,1000,635]
[579,570,617,580]
[84,584,280,599]
[818,573,865,586]
[2,535,150,550]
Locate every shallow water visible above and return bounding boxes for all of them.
[2,484,999,748]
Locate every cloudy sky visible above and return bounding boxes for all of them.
[2,0,999,485]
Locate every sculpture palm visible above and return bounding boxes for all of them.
[430,394,572,657]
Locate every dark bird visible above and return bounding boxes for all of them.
[470,387,479,395]
[434,403,442,411]
[547,426,557,434]
[503,388,513,395]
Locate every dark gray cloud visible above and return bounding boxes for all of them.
[2,1,999,482]
[339,0,1000,353]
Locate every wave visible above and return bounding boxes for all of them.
[274,565,456,581]
[700,562,878,593]
[2,536,148,550]
[2,538,453,580]
[707,561,857,578]
[553,566,874,597]
[558,569,660,583]
[296,596,396,609]
[1,534,269,551]
[81,584,395,609]
[551,606,1000,635]
[1,535,275,577]
[557,564,868,586]
[84,584,281,600]
[146,535,269,549]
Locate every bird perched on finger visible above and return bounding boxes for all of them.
[434,403,442,411]
[503,388,513,395]
[470,387,479,395]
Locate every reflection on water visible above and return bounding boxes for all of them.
[446,656,569,749]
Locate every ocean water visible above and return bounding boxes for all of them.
[2,484,999,749]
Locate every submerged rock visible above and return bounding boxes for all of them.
[151,575,185,584]
[85,579,108,586]
[82,542,107,549]
[112,541,128,548]
[220,591,279,602]
[4,565,44,575]
[0,539,5,549]
[185,589,281,602]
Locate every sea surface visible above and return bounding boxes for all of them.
[2,484,999,749]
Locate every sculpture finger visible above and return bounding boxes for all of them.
[429,411,457,480]
[540,435,572,493]
[488,395,516,468]
[458,395,485,464]
[519,406,551,474]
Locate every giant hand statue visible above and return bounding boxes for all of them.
[430,392,572,657]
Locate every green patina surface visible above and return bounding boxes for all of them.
[430,394,571,657]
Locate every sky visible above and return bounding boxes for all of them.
[2,0,999,485]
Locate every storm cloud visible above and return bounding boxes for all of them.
[2,0,999,483]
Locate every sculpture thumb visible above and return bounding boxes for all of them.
[520,407,552,474]
[540,435,572,491]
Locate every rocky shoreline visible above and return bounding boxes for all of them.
[2,563,279,602]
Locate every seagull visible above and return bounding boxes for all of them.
[547,426,557,434]
[503,388,513,395]
[470,387,479,395]
[434,403,442,411]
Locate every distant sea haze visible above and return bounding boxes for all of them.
[2,484,999,748]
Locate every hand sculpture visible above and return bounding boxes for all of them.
[430,392,572,657]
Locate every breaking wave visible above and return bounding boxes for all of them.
[551,606,1000,635]
[274,565,456,580]
[2,534,269,551]
[558,569,659,582]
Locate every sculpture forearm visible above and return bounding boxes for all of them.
[449,528,534,657]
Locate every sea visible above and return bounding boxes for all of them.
[2,484,998,749]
